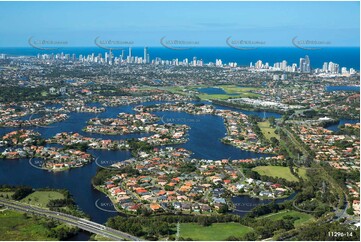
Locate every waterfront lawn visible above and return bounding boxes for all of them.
[257,121,279,140]
[179,223,253,241]
[252,166,302,182]
[0,210,56,240]
[258,210,315,227]
[218,85,260,94]
[219,85,260,98]
[0,191,15,198]
[20,191,65,207]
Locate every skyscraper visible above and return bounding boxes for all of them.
[255,60,262,69]
[323,62,328,73]
[109,49,114,64]
[281,60,287,71]
[144,47,149,64]
[299,55,311,73]
[305,55,311,73]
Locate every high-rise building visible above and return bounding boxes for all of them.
[128,47,132,59]
[193,57,197,66]
[109,49,114,64]
[299,55,311,73]
[105,52,109,63]
[322,62,328,73]
[144,47,149,64]
[121,50,125,62]
[281,60,287,70]
[305,55,311,73]
[299,58,305,72]
[328,62,339,74]
[255,60,262,69]
[216,59,222,67]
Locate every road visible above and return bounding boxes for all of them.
[281,127,352,222]
[280,126,311,158]
[0,198,142,241]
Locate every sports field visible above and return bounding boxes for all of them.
[252,166,307,182]
[257,121,279,140]
[179,222,253,241]
[20,191,65,207]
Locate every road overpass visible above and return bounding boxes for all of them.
[0,198,141,241]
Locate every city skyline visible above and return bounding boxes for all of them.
[22,46,356,75]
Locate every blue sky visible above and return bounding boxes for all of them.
[0,1,359,47]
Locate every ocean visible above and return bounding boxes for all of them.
[0,47,359,70]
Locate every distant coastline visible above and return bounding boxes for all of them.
[0,46,359,70]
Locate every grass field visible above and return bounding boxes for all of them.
[252,166,307,182]
[179,223,253,241]
[0,191,15,198]
[20,191,65,207]
[218,85,260,95]
[0,210,56,240]
[257,121,279,140]
[258,210,315,227]
[297,168,308,180]
[199,85,260,100]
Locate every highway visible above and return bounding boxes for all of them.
[0,198,142,241]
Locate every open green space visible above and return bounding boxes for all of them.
[199,85,260,100]
[0,191,15,198]
[252,166,307,182]
[257,121,279,140]
[179,222,253,241]
[20,191,65,207]
[296,167,308,180]
[0,210,57,240]
[218,85,261,95]
[258,210,315,227]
